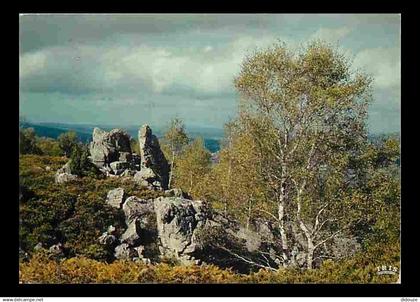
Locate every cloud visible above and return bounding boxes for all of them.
[19,14,285,54]
[19,51,47,78]
[309,26,352,43]
[19,34,280,98]
[19,14,401,132]
[352,47,400,89]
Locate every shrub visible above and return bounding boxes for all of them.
[58,131,79,157]
[20,242,399,284]
[19,155,165,260]
[20,128,42,155]
[37,137,63,156]
[69,144,101,178]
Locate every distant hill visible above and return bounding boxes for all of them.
[20,121,399,154]
[20,121,223,153]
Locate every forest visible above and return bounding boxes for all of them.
[19,41,400,284]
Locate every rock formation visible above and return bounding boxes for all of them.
[99,191,280,271]
[89,127,141,177]
[55,161,78,184]
[106,188,125,209]
[55,124,170,190]
[134,125,170,190]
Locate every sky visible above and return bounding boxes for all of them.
[19,14,401,133]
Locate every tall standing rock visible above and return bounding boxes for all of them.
[137,124,169,190]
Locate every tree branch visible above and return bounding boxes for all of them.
[255,208,279,222]
[215,244,277,272]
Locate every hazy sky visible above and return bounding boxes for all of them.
[19,14,400,133]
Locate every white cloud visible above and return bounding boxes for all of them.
[352,47,400,89]
[310,27,352,43]
[19,34,282,98]
[19,51,47,78]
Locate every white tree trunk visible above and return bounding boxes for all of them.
[306,238,315,270]
[168,150,175,189]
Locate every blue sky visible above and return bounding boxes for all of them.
[19,14,400,133]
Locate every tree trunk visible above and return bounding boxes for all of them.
[246,198,252,230]
[189,171,193,193]
[306,239,314,270]
[278,195,289,265]
[168,150,175,189]
[277,158,290,266]
[295,182,315,270]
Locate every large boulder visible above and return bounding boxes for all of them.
[107,192,279,272]
[120,219,142,246]
[122,196,154,224]
[89,128,132,168]
[154,197,199,256]
[114,243,137,260]
[138,125,170,190]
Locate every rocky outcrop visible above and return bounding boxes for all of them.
[55,161,78,184]
[99,191,278,271]
[56,124,169,188]
[89,128,131,170]
[85,125,169,186]
[136,125,170,190]
[154,197,200,257]
[98,225,117,246]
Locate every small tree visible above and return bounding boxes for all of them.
[195,123,268,227]
[69,144,99,177]
[130,138,139,154]
[58,131,79,157]
[174,137,211,195]
[37,137,63,156]
[163,118,189,188]
[19,128,42,155]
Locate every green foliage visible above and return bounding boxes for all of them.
[36,137,63,156]
[58,131,79,157]
[163,118,189,155]
[20,242,399,284]
[130,138,139,154]
[20,128,42,155]
[19,155,166,260]
[173,137,211,195]
[162,118,190,188]
[69,144,101,178]
[357,137,400,248]
[195,125,269,224]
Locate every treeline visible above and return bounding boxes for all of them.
[20,128,81,157]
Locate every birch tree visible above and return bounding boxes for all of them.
[163,118,189,189]
[174,137,211,195]
[234,41,373,269]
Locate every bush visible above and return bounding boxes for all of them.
[69,144,100,178]
[19,155,166,260]
[37,137,63,156]
[20,128,42,155]
[58,131,79,157]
